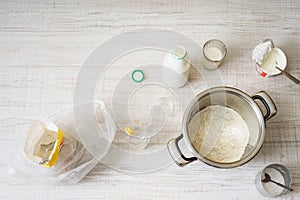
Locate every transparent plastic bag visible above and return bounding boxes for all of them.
[10,101,116,184]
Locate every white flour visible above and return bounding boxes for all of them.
[189,105,250,163]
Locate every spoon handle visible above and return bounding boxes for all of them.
[276,67,300,84]
[270,180,293,191]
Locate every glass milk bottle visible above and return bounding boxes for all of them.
[163,46,190,88]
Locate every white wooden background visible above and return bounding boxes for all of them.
[0,0,300,199]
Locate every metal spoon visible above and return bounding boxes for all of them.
[262,173,293,192]
[275,66,300,84]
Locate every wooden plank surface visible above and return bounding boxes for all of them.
[0,0,299,199]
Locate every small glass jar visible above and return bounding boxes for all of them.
[255,163,292,197]
[202,39,227,70]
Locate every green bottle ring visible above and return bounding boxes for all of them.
[131,69,145,83]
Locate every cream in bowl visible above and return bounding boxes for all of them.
[252,39,287,77]
[260,47,287,76]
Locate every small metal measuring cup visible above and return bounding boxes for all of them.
[255,163,293,197]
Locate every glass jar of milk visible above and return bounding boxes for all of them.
[202,39,227,70]
[163,45,191,88]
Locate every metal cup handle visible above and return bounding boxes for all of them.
[167,134,197,167]
[252,91,277,121]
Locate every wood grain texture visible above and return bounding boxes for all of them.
[0,0,299,199]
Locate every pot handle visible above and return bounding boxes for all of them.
[252,91,277,121]
[167,134,197,167]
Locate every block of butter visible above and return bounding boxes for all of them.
[24,121,64,168]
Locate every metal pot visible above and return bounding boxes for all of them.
[168,86,277,168]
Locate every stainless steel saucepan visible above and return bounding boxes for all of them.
[168,86,277,168]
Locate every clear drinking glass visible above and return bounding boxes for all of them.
[255,163,292,197]
[202,39,227,70]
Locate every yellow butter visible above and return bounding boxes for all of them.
[124,126,135,136]
[42,129,64,168]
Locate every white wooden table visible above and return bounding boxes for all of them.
[0,0,299,199]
